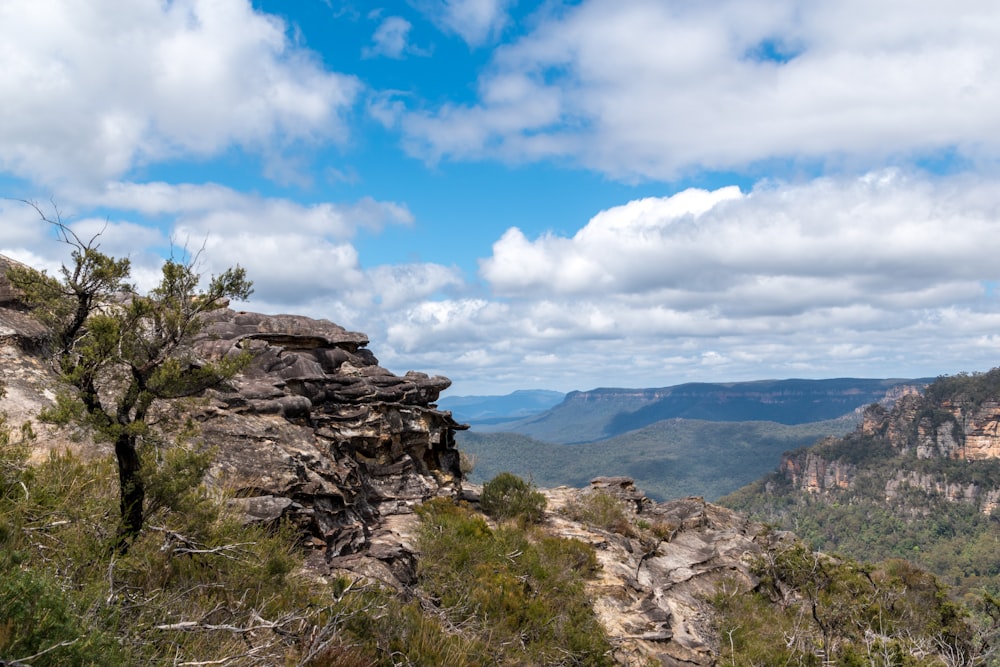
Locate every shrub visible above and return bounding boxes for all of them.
[562,489,635,535]
[415,497,613,665]
[479,472,546,523]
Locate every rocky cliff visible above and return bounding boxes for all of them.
[775,374,1000,506]
[187,308,467,584]
[0,254,467,585]
[865,392,1000,460]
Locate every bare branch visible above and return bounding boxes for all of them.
[13,637,81,663]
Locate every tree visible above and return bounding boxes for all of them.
[6,202,252,551]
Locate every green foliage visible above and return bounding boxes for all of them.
[924,367,1000,410]
[723,447,1000,598]
[714,543,979,666]
[0,554,123,666]
[561,489,636,535]
[7,208,253,547]
[810,430,897,465]
[479,471,547,523]
[0,437,331,665]
[415,497,611,665]
[140,441,218,533]
[337,589,487,666]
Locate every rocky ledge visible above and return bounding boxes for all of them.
[188,309,467,585]
[542,479,781,667]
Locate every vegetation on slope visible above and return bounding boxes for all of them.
[0,399,613,665]
[415,493,613,665]
[712,542,996,666]
[722,369,1000,600]
[460,417,854,501]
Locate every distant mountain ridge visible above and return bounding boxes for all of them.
[436,389,565,424]
[479,378,929,444]
[457,377,931,502]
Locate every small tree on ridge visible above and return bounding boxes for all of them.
[6,201,253,551]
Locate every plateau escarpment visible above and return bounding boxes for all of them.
[726,368,1000,595]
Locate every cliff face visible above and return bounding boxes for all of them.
[778,442,855,494]
[774,376,1000,513]
[861,393,1000,460]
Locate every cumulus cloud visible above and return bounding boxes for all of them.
[369,263,464,309]
[0,0,360,186]
[399,0,1000,178]
[481,171,1000,314]
[370,170,1000,392]
[0,183,453,333]
[89,183,421,308]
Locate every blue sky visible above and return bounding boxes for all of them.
[3,0,1000,395]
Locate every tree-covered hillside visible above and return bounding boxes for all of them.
[723,368,1000,599]
[460,416,855,501]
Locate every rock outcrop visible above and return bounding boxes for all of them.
[862,392,1000,460]
[778,443,855,494]
[771,373,1000,514]
[542,480,784,667]
[185,308,467,584]
[0,255,468,585]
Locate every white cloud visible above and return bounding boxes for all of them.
[369,263,464,309]
[1,182,435,322]
[0,0,360,186]
[88,182,413,238]
[371,170,1000,392]
[8,169,1000,395]
[481,171,1000,315]
[399,0,1000,178]
[363,16,414,59]
[92,183,419,307]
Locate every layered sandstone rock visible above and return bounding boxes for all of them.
[779,378,1000,514]
[884,471,1000,514]
[543,480,783,667]
[779,445,855,494]
[182,308,467,584]
[862,392,1000,460]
